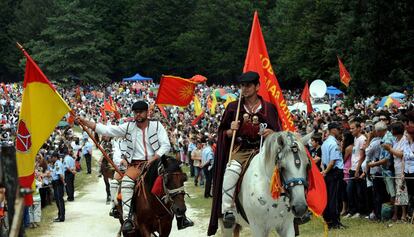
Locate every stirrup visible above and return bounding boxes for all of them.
[109,207,120,219]
[122,219,134,233]
[223,212,235,228]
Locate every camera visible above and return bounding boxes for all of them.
[365,125,373,133]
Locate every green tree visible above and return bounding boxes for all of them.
[0,0,20,82]
[28,0,112,85]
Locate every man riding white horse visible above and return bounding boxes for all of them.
[208,71,281,235]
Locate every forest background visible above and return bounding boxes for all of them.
[0,0,413,96]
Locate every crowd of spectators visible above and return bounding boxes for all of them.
[1,80,414,233]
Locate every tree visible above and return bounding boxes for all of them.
[28,0,112,85]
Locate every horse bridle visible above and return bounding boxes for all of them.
[278,134,309,191]
[161,171,186,203]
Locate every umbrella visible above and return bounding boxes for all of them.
[378,96,401,108]
[58,121,69,127]
[213,88,227,98]
[326,86,344,95]
[388,92,405,99]
[220,93,237,100]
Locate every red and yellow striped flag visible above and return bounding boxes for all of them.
[16,47,71,205]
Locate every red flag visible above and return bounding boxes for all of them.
[103,99,113,112]
[191,111,205,126]
[100,107,107,123]
[75,86,81,102]
[338,56,351,87]
[300,81,313,114]
[244,12,326,215]
[155,75,197,107]
[1,83,9,101]
[157,105,168,119]
[305,149,327,216]
[243,12,295,131]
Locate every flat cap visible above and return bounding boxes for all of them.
[328,122,341,130]
[131,100,148,111]
[237,71,260,84]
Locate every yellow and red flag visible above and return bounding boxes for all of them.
[193,95,203,116]
[16,47,71,205]
[155,75,197,107]
[337,56,351,87]
[223,95,236,108]
[210,94,217,115]
[244,12,326,216]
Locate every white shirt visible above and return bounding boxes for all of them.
[404,142,414,174]
[95,121,170,161]
[351,134,367,171]
[393,136,408,175]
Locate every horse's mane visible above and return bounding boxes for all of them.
[144,155,182,190]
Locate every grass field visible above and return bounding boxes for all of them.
[183,166,414,237]
[26,155,99,236]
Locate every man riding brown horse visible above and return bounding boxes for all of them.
[78,100,193,233]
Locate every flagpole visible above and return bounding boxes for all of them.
[71,110,124,177]
[226,89,243,167]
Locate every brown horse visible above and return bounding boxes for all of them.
[118,156,188,237]
[101,159,115,204]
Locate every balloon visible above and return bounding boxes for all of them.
[309,79,327,98]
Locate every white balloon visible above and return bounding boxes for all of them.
[81,96,86,102]
[309,79,327,98]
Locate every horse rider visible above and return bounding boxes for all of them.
[208,71,281,235]
[50,152,66,222]
[77,100,194,233]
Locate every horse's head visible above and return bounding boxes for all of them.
[264,132,310,217]
[159,156,188,216]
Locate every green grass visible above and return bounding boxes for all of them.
[26,155,99,236]
[182,166,414,237]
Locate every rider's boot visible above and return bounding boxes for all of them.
[109,179,120,218]
[121,176,135,233]
[221,160,242,228]
[176,215,194,230]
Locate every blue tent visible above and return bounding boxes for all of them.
[122,73,152,82]
[327,86,344,95]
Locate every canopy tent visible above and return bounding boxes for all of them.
[122,73,152,82]
[388,92,405,99]
[326,86,344,95]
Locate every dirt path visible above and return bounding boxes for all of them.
[41,166,209,237]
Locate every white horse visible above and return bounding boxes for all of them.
[221,131,311,237]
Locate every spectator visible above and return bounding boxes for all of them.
[321,122,345,229]
[340,130,354,216]
[345,121,367,218]
[202,139,214,198]
[191,140,204,187]
[384,122,409,221]
[82,138,93,174]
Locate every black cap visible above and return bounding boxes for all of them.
[237,71,260,84]
[131,101,148,111]
[328,122,341,130]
